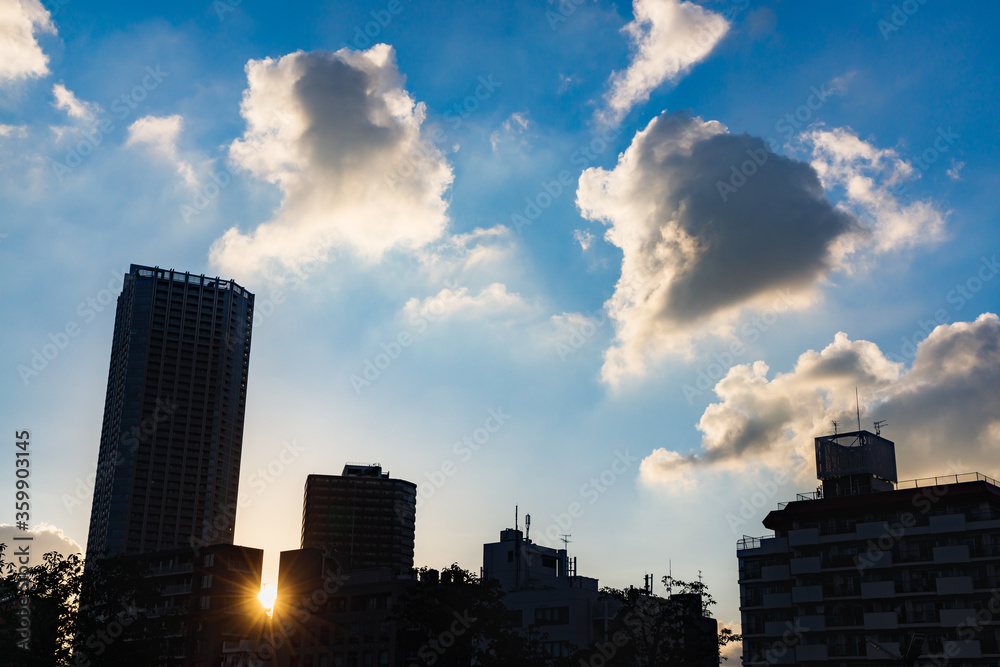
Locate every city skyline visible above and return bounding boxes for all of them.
[3,0,1000,657]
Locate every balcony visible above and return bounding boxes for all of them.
[762,593,792,609]
[163,582,193,596]
[148,562,194,576]
[866,641,900,660]
[936,576,973,595]
[790,557,821,575]
[933,545,970,564]
[952,640,982,659]
[791,585,823,603]
[796,644,828,661]
[737,535,788,555]
[930,514,966,532]
[863,611,899,629]
[940,609,976,626]
[796,615,825,632]
[762,565,791,582]
[860,580,895,599]
[788,528,819,546]
[856,521,891,540]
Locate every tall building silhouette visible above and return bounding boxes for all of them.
[86,264,253,560]
[301,465,417,573]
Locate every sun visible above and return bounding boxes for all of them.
[258,583,276,611]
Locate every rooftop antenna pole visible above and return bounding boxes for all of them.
[856,387,862,432]
[832,419,839,435]
[515,505,518,531]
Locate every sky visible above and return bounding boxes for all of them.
[2,0,1000,652]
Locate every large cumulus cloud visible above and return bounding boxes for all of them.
[641,313,1000,487]
[210,45,454,279]
[578,112,858,384]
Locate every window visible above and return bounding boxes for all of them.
[200,596,210,610]
[534,606,569,625]
[202,575,213,589]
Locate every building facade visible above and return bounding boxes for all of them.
[129,544,268,667]
[738,430,1000,665]
[86,264,254,559]
[482,526,607,658]
[301,465,417,574]
[273,548,414,667]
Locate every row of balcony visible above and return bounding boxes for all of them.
[744,575,979,609]
[747,640,987,664]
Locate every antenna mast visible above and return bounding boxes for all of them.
[856,387,862,431]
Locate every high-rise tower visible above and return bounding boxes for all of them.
[301,465,417,573]
[85,264,253,559]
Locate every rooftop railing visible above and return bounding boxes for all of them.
[737,535,775,551]
[894,472,1000,490]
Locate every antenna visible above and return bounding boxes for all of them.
[832,420,839,435]
[856,387,862,432]
[525,514,531,542]
[874,419,887,436]
[559,534,572,550]
[515,505,518,531]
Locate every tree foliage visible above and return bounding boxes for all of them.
[0,544,179,667]
[569,575,741,667]
[1,544,83,665]
[391,563,554,667]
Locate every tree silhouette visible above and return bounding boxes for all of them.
[0,544,179,666]
[568,575,741,667]
[391,563,555,667]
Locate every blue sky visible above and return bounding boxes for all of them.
[3,0,1000,649]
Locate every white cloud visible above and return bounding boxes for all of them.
[804,126,947,255]
[600,0,729,125]
[641,314,1000,487]
[416,225,514,280]
[489,111,531,152]
[639,447,700,490]
[52,83,99,124]
[578,112,855,384]
[0,522,82,560]
[0,123,27,137]
[947,159,965,180]
[0,0,55,84]
[126,114,197,186]
[573,228,594,251]
[402,282,533,323]
[210,45,454,280]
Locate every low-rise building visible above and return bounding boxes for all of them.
[481,525,608,658]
